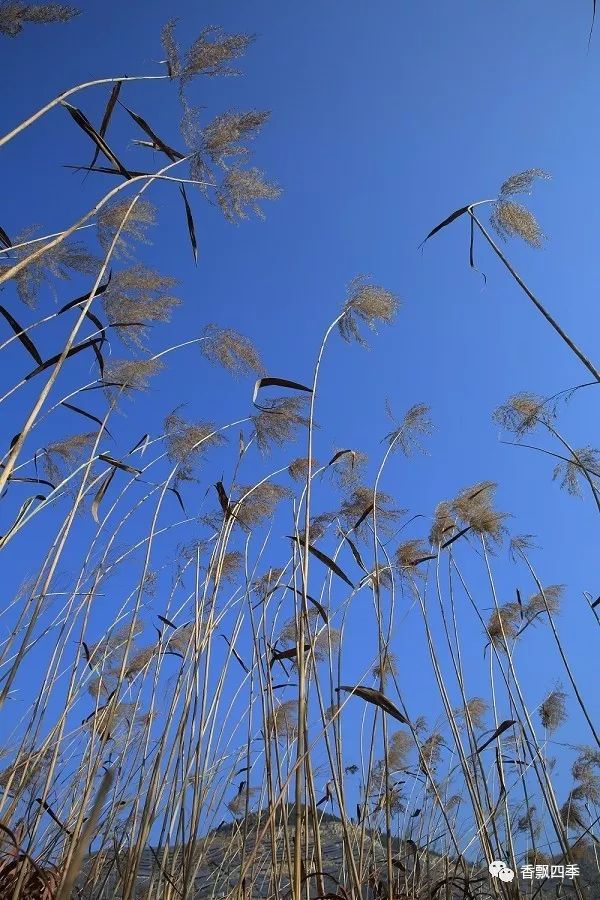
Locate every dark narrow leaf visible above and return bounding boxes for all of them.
[61,402,112,439]
[7,474,55,489]
[0,495,46,548]
[91,341,105,379]
[180,184,198,264]
[476,720,517,754]
[420,205,471,248]
[158,615,177,629]
[288,536,354,588]
[98,454,141,475]
[285,586,328,624]
[64,164,151,177]
[221,634,249,673]
[343,534,368,573]
[215,480,233,519]
[592,595,600,609]
[327,449,358,469]
[252,376,312,407]
[129,434,149,455]
[120,103,185,161]
[168,486,186,514]
[0,305,43,365]
[91,468,116,524]
[0,224,11,249]
[356,803,361,824]
[89,82,122,169]
[34,799,71,835]
[352,504,374,533]
[469,213,487,283]
[25,338,102,381]
[81,641,92,669]
[58,275,112,315]
[410,808,421,818]
[81,689,116,727]
[269,644,311,670]
[62,101,131,179]
[516,588,523,620]
[336,685,410,725]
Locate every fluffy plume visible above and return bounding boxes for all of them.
[181,26,254,81]
[419,732,443,773]
[287,456,318,482]
[329,449,368,488]
[340,485,404,534]
[395,539,428,577]
[493,392,547,435]
[96,199,156,258]
[525,584,564,619]
[102,265,179,349]
[43,431,95,483]
[218,166,280,221]
[252,396,309,453]
[385,403,432,455]
[266,699,298,741]
[372,649,399,685]
[499,168,550,198]
[429,500,456,545]
[252,567,285,599]
[338,276,400,345]
[217,550,244,582]
[104,358,163,395]
[234,482,291,528]
[490,200,544,248]
[487,602,521,648]
[165,412,224,479]
[200,323,264,376]
[450,481,507,543]
[124,645,155,679]
[539,688,568,732]
[388,729,413,771]
[1,228,98,307]
[0,3,78,36]
[552,446,600,497]
[203,110,269,164]
[161,19,181,78]
[456,697,488,730]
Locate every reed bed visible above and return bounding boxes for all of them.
[0,7,599,900]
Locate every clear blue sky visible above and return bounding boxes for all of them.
[1,0,599,848]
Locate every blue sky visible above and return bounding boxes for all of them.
[1,0,599,851]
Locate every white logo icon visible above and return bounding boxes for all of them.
[489,860,515,882]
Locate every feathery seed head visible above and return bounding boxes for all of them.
[540,688,568,732]
[553,446,600,497]
[288,456,318,482]
[252,397,309,454]
[429,500,456,546]
[218,166,280,221]
[96,199,156,258]
[181,27,254,81]
[493,392,547,435]
[203,110,270,163]
[104,358,162,396]
[451,481,507,543]
[491,200,544,247]
[487,602,521,648]
[499,168,550,198]
[0,3,79,36]
[338,276,400,345]
[201,323,264,376]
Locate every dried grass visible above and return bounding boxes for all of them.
[338,276,400,345]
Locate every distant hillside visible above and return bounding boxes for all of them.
[78,808,600,898]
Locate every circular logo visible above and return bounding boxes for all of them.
[489,860,515,882]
